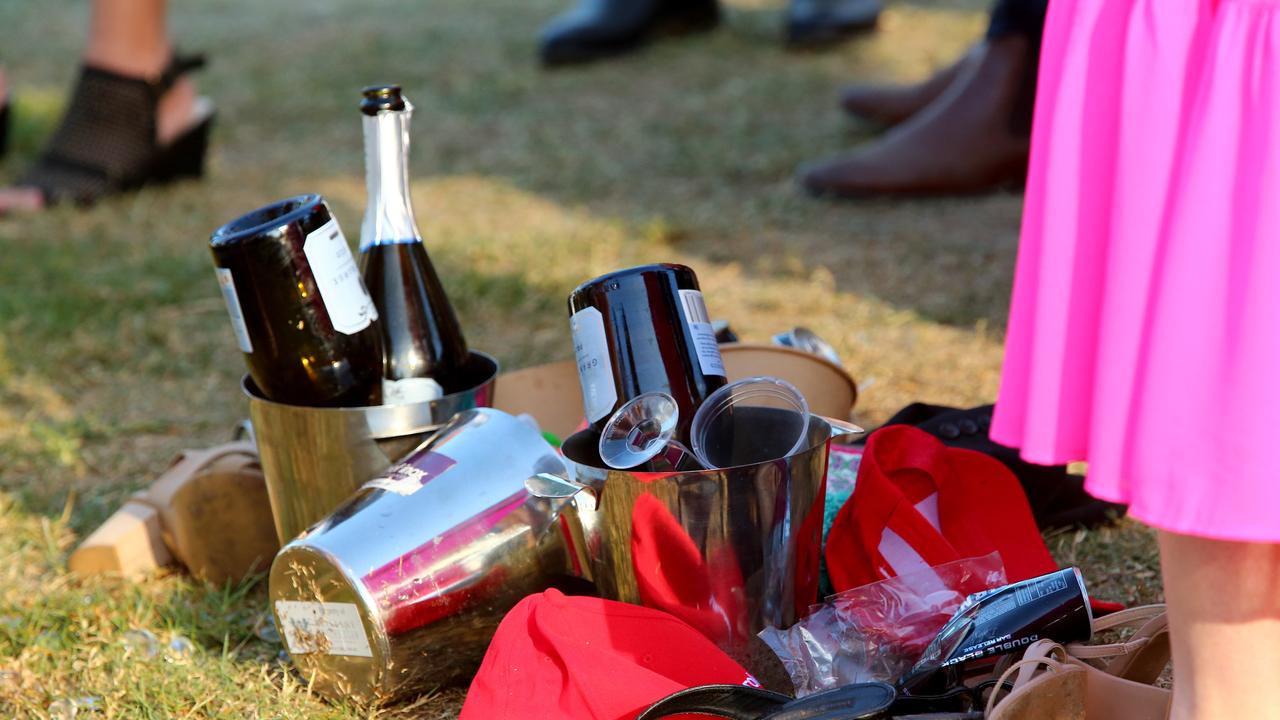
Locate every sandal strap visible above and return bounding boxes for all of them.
[983,643,1070,717]
[1065,604,1167,662]
[1090,604,1166,633]
[154,53,206,96]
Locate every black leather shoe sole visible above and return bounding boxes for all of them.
[540,3,721,67]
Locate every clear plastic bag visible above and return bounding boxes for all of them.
[758,552,1007,696]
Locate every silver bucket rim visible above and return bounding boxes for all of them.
[241,350,499,439]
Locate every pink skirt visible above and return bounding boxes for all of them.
[992,0,1280,542]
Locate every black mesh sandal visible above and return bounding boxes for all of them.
[16,53,213,208]
[0,95,10,159]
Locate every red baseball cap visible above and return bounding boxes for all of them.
[460,589,758,720]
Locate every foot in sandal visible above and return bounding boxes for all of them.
[0,53,214,214]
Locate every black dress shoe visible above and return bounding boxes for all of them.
[786,0,882,48]
[539,0,720,66]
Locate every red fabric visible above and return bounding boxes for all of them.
[629,494,749,647]
[826,425,1058,591]
[460,589,757,720]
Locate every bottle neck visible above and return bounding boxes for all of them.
[360,103,423,251]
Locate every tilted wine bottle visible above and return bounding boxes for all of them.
[210,195,384,407]
[358,84,470,404]
[568,263,728,448]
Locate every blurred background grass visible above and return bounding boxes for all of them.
[0,0,1160,716]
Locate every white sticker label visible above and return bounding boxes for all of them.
[679,289,726,377]
[215,267,253,353]
[363,450,457,496]
[303,218,379,335]
[571,306,617,423]
[383,376,444,405]
[275,601,373,657]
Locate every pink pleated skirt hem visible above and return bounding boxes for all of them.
[993,0,1280,542]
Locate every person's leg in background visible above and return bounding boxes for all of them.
[1159,532,1280,719]
[0,0,209,214]
[798,0,1046,198]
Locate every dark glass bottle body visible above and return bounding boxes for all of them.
[568,263,727,446]
[358,85,469,403]
[210,194,383,407]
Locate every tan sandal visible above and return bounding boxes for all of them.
[986,640,1171,720]
[69,442,278,585]
[1065,605,1169,685]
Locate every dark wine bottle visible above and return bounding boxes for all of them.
[567,263,728,446]
[210,194,384,407]
[357,85,470,404]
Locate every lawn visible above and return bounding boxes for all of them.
[0,0,1162,717]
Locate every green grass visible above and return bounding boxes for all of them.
[0,0,1161,716]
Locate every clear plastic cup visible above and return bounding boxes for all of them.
[598,392,700,471]
[689,376,810,469]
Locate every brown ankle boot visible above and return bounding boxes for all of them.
[801,34,1035,198]
[839,48,974,126]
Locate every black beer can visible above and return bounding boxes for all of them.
[901,567,1094,690]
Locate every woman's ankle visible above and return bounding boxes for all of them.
[156,76,197,145]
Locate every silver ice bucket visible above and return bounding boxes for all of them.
[542,415,862,663]
[245,351,498,543]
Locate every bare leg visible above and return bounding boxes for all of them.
[1159,531,1280,720]
[0,67,8,101]
[0,0,196,212]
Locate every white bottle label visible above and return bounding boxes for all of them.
[382,376,445,405]
[274,601,373,657]
[571,306,617,423]
[215,267,253,353]
[303,218,379,335]
[679,289,727,377]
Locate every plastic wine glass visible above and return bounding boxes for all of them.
[598,392,701,471]
[689,376,810,470]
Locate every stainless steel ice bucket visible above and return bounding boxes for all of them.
[244,351,498,543]
[541,415,863,665]
[268,408,576,703]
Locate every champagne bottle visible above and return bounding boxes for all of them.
[568,263,728,447]
[210,195,383,407]
[358,84,470,404]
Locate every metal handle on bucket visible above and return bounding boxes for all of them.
[823,415,865,444]
[525,472,597,507]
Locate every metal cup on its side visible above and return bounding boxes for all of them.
[267,408,576,703]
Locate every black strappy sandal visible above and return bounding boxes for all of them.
[17,53,213,207]
[0,99,9,159]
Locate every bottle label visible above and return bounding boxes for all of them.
[215,267,254,353]
[679,289,727,377]
[571,306,617,423]
[274,601,373,657]
[382,376,445,404]
[303,218,379,335]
